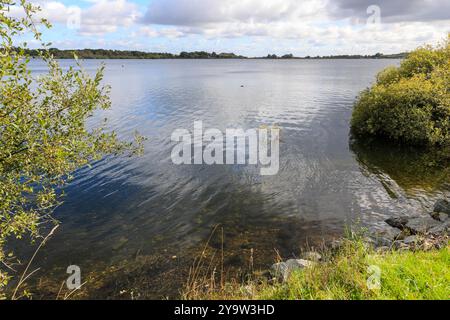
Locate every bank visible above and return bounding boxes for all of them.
[184,200,449,300]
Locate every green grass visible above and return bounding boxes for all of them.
[260,240,449,300]
[188,238,450,300]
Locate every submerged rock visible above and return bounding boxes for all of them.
[434,199,450,215]
[112,237,129,251]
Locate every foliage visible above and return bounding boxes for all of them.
[258,240,449,300]
[0,0,142,299]
[351,35,450,146]
[190,236,450,300]
[22,48,408,60]
[24,49,247,60]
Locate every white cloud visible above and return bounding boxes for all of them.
[9,0,140,36]
[8,0,450,55]
[77,0,140,35]
[139,26,186,39]
[139,0,449,54]
[143,0,327,25]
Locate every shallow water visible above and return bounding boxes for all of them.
[22,59,449,298]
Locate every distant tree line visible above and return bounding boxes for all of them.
[22,48,408,60]
[301,52,408,59]
[23,48,247,59]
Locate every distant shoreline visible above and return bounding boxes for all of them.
[25,48,408,60]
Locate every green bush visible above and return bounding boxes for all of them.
[351,35,450,146]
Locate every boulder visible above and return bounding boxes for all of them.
[434,199,450,215]
[286,259,315,269]
[385,216,410,230]
[112,236,128,251]
[271,259,315,282]
[270,262,288,282]
[374,227,402,241]
[370,236,393,248]
[431,212,449,222]
[403,235,419,245]
[428,221,450,236]
[405,216,442,234]
[393,240,410,251]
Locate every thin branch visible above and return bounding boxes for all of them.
[12,224,59,299]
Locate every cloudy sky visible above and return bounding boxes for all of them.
[12,0,450,56]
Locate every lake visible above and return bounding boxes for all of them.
[24,59,449,298]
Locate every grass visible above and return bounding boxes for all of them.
[184,235,450,300]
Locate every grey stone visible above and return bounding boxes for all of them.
[428,221,450,236]
[434,199,450,214]
[271,262,288,282]
[286,259,315,269]
[403,235,418,245]
[432,212,449,222]
[385,216,410,230]
[375,227,402,241]
[405,216,442,234]
[112,236,128,251]
[271,259,315,282]
[370,236,393,248]
[393,241,410,251]
[301,252,322,262]
[430,211,444,221]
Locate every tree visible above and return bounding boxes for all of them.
[0,0,143,298]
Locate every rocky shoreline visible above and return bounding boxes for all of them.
[271,199,449,282]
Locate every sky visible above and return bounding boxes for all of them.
[10,0,450,56]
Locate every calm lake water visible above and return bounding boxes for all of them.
[24,59,449,298]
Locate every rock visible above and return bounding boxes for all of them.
[403,235,418,245]
[370,236,393,248]
[431,212,449,222]
[112,237,128,251]
[374,227,403,241]
[301,252,322,262]
[428,221,450,236]
[286,259,315,269]
[385,216,410,230]
[434,199,450,214]
[438,213,449,222]
[271,259,315,282]
[271,262,288,282]
[405,216,442,234]
[393,241,410,251]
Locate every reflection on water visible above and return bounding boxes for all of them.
[351,137,450,195]
[17,59,449,298]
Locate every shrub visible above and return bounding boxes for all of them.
[351,35,450,146]
[0,1,143,299]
